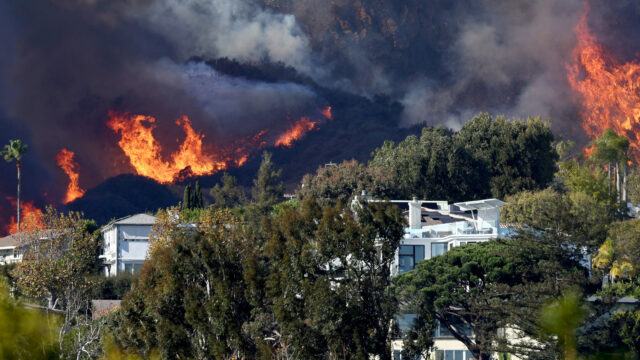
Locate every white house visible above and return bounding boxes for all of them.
[100,213,157,276]
[0,233,22,265]
[353,193,508,360]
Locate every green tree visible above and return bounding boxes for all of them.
[1,139,28,232]
[12,208,100,358]
[593,219,640,280]
[0,279,59,359]
[456,114,558,199]
[540,291,586,360]
[210,172,246,208]
[394,235,586,360]
[194,181,203,208]
[501,188,611,251]
[182,184,192,210]
[299,160,394,206]
[265,199,405,360]
[115,208,268,359]
[252,152,283,211]
[589,129,632,206]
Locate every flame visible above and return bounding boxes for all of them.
[275,117,317,147]
[319,106,333,120]
[4,197,45,235]
[568,4,640,156]
[107,111,225,184]
[56,148,86,204]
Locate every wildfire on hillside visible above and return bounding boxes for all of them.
[57,148,86,204]
[4,197,45,235]
[568,4,640,157]
[275,117,317,148]
[108,107,332,184]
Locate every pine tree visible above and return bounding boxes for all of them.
[252,152,284,211]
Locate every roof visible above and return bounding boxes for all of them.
[105,213,157,227]
[0,229,57,248]
[454,199,506,211]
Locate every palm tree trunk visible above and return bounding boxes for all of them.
[616,163,621,204]
[17,161,21,233]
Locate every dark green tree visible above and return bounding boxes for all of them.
[394,234,586,360]
[265,199,405,360]
[456,114,558,199]
[1,139,28,232]
[115,208,269,359]
[252,152,283,211]
[194,181,203,208]
[210,172,246,208]
[182,184,192,210]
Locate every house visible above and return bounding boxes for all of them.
[353,193,507,360]
[0,230,58,265]
[0,233,22,265]
[100,213,157,276]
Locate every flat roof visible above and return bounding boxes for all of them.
[454,199,506,211]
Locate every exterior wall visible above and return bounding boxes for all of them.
[101,223,152,276]
[0,246,20,265]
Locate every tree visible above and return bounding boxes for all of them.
[501,188,611,251]
[182,184,192,210]
[1,139,28,232]
[210,172,246,208]
[265,199,405,359]
[194,181,203,208]
[456,114,558,199]
[299,160,394,206]
[115,208,269,359]
[589,129,632,206]
[0,279,59,359]
[252,152,283,211]
[12,208,100,357]
[593,219,640,281]
[394,235,587,360]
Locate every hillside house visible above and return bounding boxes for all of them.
[0,233,22,265]
[100,213,157,276]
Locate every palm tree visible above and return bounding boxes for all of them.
[1,140,28,232]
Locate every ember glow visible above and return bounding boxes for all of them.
[56,148,86,204]
[275,117,317,147]
[568,5,640,155]
[319,106,333,120]
[107,111,226,184]
[4,197,45,235]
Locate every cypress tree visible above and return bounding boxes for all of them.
[194,181,203,208]
[182,184,192,210]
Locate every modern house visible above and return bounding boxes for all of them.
[353,193,508,360]
[100,213,157,276]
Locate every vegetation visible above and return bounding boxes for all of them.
[2,139,28,232]
[8,115,640,359]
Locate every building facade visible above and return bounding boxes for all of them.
[0,233,22,265]
[100,213,157,276]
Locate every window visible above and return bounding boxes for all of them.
[435,350,474,360]
[393,350,422,360]
[435,319,473,338]
[399,245,425,274]
[124,263,143,274]
[395,313,418,337]
[431,243,447,257]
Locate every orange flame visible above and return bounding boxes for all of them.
[56,148,86,204]
[275,117,317,147]
[319,106,333,120]
[107,111,226,184]
[4,197,45,235]
[568,5,640,156]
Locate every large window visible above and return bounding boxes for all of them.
[124,263,143,274]
[399,245,425,274]
[431,243,447,257]
[435,350,475,360]
[393,350,422,360]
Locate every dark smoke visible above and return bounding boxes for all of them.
[0,0,639,227]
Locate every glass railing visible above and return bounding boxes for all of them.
[405,221,497,238]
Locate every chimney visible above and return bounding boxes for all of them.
[409,197,422,229]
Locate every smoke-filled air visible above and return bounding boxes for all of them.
[1,0,640,232]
